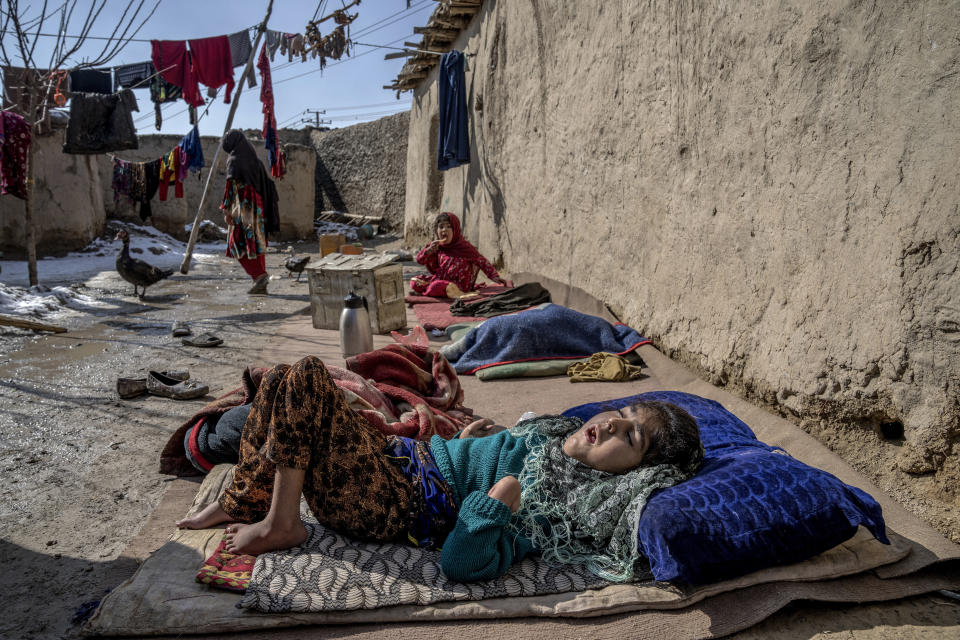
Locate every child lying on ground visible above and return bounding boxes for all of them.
[178,356,704,582]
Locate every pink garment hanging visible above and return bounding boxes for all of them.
[150,40,204,107]
[188,35,235,103]
[0,110,31,200]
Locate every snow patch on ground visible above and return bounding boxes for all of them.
[0,283,107,318]
[0,222,223,319]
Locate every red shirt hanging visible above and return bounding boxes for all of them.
[188,35,236,103]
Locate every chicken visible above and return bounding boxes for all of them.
[285,254,310,281]
[115,230,173,298]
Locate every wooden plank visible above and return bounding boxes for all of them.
[405,41,448,54]
[0,314,67,333]
[317,211,384,226]
[434,17,469,29]
[413,26,460,37]
[396,72,428,84]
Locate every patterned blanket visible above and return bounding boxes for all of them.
[341,343,474,439]
[240,517,654,613]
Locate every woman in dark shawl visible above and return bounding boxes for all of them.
[411,212,511,298]
[220,130,280,295]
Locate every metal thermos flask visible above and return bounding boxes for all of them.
[339,290,373,358]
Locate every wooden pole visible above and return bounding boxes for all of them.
[179,0,274,274]
[0,313,67,333]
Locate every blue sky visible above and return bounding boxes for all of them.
[2,0,432,135]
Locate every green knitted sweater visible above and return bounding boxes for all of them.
[430,430,536,582]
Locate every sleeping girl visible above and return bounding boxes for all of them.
[178,356,703,582]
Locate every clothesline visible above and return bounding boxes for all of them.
[8,24,258,45]
[3,0,356,50]
[106,123,204,166]
[113,84,220,162]
[5,32,411,135]
[139,30,403,126]
[109,124,206,222]
[132,81,219,128]
[5,0,429,87]
[126,64,174,91]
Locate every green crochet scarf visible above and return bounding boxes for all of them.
[511,415,696,583]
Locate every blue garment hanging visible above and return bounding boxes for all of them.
[437,50,470,171]
[178,125,205,173]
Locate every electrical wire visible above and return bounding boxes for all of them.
[325,107,408,122]
[324,100,410,111]
[0,22,260,45]
[349,0,432,39]
[272,34,409,86]
[276,109,307,127]
[311,0,328,23]
[275,98,411,128]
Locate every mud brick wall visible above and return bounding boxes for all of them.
[0,134,105,257]
[309,111,409,233]
[402,0,960,523]
[96,135,316,242]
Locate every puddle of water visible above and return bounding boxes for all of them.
[98,320,170,335]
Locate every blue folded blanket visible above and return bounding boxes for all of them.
[443,304,651,375]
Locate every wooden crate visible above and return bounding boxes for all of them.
[305,253,406,334]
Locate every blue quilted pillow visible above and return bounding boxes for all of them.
[562,391,889,584]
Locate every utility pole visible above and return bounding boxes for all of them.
[302,109,330,128]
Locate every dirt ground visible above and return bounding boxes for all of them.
[0,234,958,639]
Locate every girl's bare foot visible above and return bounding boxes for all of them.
[223,518,308,555]
[176,502,232,529]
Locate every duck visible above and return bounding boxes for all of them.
[285,254,310,281]
[115,229,173,298]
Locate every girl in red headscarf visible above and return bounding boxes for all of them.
[411,212,511,298]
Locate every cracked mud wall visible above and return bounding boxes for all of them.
[0,134,105,257]
[403,0,960,532]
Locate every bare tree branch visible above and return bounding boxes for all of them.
[55,0,98,67]
[26,0,49,66]
[86,0,129,61]
[86,0,159,67]
[0,8,15,67]
[11,1,39,68]
[1,0,162,287]
[45,1,66,70]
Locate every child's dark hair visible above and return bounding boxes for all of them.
[633,401,704,474]
[434,212,452,231]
